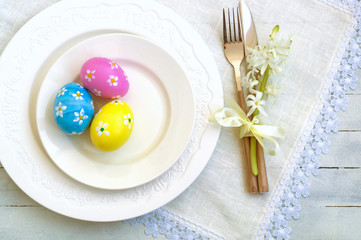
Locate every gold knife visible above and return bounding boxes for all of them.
[239,0,269,193]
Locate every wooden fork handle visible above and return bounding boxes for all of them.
[238,89,258,193]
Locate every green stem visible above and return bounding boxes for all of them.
[250,137,258,176]
[250,65,270,176]
[253,66,270,116]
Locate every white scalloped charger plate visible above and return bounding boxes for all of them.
[0,0,223,221]
[36,33,195,190]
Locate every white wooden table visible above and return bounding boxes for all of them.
[289,69,361,239]
[0,0,360,239]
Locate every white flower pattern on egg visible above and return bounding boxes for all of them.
[109,61,119,69]
[73,109,88,125]
[107,75,118,86]
[96,121,110,136]
[55,102,67,118]
[123,113,132,129]
[57,87,67,97]
[93,89,101,96]
[111,95,121,99]
[85,70,96,82]
[111,100,123,105]
[72,91,84,100]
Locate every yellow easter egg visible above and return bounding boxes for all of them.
[90,100,134,151]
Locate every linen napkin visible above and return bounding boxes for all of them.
[163,0,351,238]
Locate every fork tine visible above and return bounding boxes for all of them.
[233,8,237,42]
[237,7,242,42]
[222,9,228,44]
[228,8,232,43]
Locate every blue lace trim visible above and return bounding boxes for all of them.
[257,0,361,239]
[124,0,361,239]
[124,208,225,239]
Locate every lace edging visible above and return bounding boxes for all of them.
[256,0,360,239]
[124,208,225,239]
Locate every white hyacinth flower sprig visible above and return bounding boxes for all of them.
[244,25,292,176]
[242,25,292,117]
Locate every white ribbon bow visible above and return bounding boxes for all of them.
[209,98,285,155]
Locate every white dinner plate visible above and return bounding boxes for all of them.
[0,0,223,221]
[36,33,195,190]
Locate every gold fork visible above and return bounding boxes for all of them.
[223,8,258,193]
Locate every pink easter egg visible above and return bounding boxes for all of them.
[80,57,129,99]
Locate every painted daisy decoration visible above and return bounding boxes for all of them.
[85,70,96,82]
[55,102,67,118]
[72,91,84,100]
[109,61,119,69]
[57,87,67,97]
[93,89,101,96]
[111,95,121,99]
[111,100,123,105]
[107,75,118,86]
[123,113,133,129]
[73,109,88,125]
[96,121,110,136]
[71,131,84,136]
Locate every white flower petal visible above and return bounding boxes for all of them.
[247,105,257,117]
[257,106,268,116]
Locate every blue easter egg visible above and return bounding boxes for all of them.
[53,82,94,135]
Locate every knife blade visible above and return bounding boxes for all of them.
[239,0,258,57]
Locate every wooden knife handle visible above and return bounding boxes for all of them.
[238,89,258,193]
[257,142,268,192]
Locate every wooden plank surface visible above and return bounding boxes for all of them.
[290,87,361,239]
[290,207,361,239]
[0,207,165,240]
[0,168,168,239]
